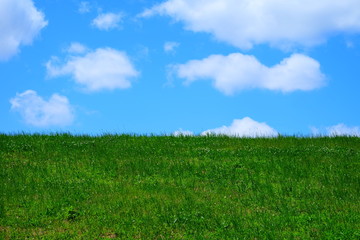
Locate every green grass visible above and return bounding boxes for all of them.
[1,134,359,239]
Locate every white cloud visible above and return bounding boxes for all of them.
[173,129,194,136]
[164,41,180,53]
[202,117,278,138]
[173,53,325,95]
[92,12,123,30]
[0,0,47,61]
[79,1,91,14]
[66,42,88,54]
[327,124,360,137]
[10,90,74,127]
[46,47,139,92]
[142,0,360,50]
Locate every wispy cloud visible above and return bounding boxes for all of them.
[164,41,180,53]
[202,117,278,138]
[65,42,88,54]
[46,47,139,92]
[92,12,123,30]
[173,129,194,136]
[142,0,360,50]
[173,53,325,95]
[79,1,91,14]
[10,90,74,127]
[311,124,360,137]
[346,41,355,48]
[0,0,47,61]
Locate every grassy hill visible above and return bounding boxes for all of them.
[1,134,359,239]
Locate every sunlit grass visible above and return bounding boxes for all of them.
[1,134,359,239]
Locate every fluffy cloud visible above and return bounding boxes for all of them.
[202,117,278,137]
[142,0,360,49]
[164,41,180,53]
[173,53,325,95]
[327,124,360,137]
[0,0,47,61]
[10,90,74,127]
[92,12,123,30]
[46,47,139,92]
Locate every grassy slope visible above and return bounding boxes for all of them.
[0,134,359,239]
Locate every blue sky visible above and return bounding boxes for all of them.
[1,0,360,136]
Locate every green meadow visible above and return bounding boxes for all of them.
[0,134,359,239]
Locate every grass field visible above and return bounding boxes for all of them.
[0,134,359,239]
